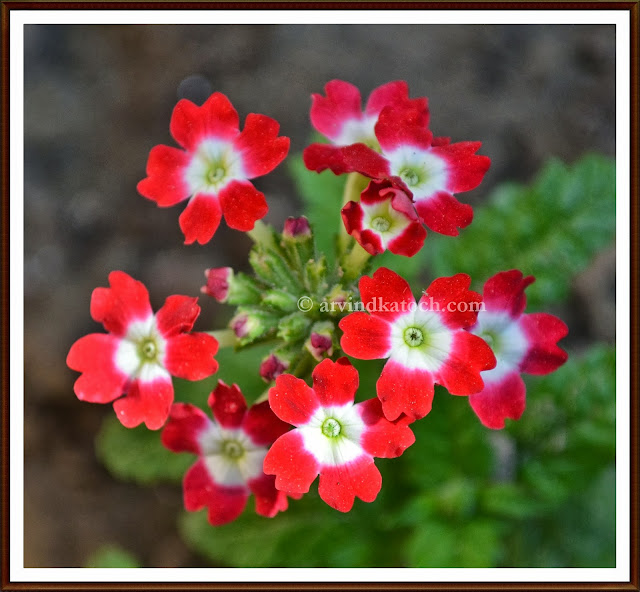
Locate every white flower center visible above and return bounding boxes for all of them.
[386,147,448,200]
[299,404,365,466]
[184,139,244,194]
[334,115,379,149]
[115,316,169,382]
[389,309,453,372]
[470,311,529,383]
[371,216,391,233]
[199,425,266,487]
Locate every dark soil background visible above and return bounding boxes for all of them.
[23,24,616,567]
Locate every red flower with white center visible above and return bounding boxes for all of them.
[304,80,428,175]
[161,382,292,526]
[339,267,496,422]
[341,179,427,257]
[66,271,219,430]
[138,92,290,245]
[264,358,415,512]
[305,102,490,237]
[466,270,569,429]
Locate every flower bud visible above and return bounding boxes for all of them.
[229,308,278,346]
[202,268,263,305]
[282,216,311,240]
[305,321,335,361]
[259,352,291,383]
[262,289,299,313]
[201,267,232,302]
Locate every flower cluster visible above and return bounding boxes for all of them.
[68,80,567,528]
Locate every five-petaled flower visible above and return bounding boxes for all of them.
[342,178,427,257]
[66,271,219,430]
[339,267,496,422]
[161,382,292,525]
[263,357,415,512]
[466,270,569,429]
[138,92,290,245]
[305,92,490,237]
[304,79,428,172]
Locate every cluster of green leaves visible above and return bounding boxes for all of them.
[95,153,616,568]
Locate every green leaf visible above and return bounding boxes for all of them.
[430,154,615,307]
[288,153,345,266]
[85,545,141,568]
[95,415,191,485]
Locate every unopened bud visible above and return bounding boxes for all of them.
[259,352,290,383]
[305,321,335,361]
[282,216,311,240]
[201,267,232,302]
[229,308,278,346]
[277,312,312,342]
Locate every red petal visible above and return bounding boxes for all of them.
[415,191,473,236]
[302,143,354,175]
[341,200,364,235]
[421,273,482,329]
[519,313,569,375]
[365,81,423,116]
[435,331,496,396]
[431,141,490,193]
[219,180,268,232]
[207,381,247,429]
[317,457,382,512]
[375,104,432,153]
[310,80,362,141]
[357,397,415,457]
[247,473,290,518]
[136,145,192,207]
[90,271,152,337]
[482,270,535,317]
[155,295,200,337]
[376,360,435,421]
[387,221,427,257]
[183,460,248,526]
[178,193,222,245]
[170,94,239,151]
[67,333,128,403]
[263,430,319,495]
[340,143,391,179]
[164,333,219,381]
[468,371,527,429]
[359,267,415,322]
[338,312,392,359]
[242,400,291,447]
[311,357,359,408]
[161,402,210,454]
[112,378,174,430]
[355,229,385,255]
[268,374,319,426]
[234,113,290,178]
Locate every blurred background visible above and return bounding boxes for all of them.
[23,24,616,568]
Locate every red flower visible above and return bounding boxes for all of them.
[138,93,290,245]
[66,271,219,430]
[308,80,428,160]
[305,100,490,237]
[466,270,569,429]
[263,358,415,513]
[339,267,496,422]
[161,382,292,526]
[341,179,427,257]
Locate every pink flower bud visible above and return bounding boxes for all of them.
[201,267,232,302]
[260,353,290,383]
[283,216,311,239]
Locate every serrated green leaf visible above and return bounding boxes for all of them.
[95,415,191,485]
[430,154,615,307]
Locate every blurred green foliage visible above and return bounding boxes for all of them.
[95,154,616,568]
[85,545,141,568]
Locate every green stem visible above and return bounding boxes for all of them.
[341,242,372,283]
[209,329,237,348]
[337,173,367,254]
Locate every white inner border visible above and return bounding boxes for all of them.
[9,8,631,584]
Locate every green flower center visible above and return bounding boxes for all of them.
[399,167,421,187]
[321,417,341,438]
[403,326,425,347]
[479,330,500,355]
[222,439,245,460]
[138,338,159,362]
[371,216,391,233]
[206,165,227,185]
